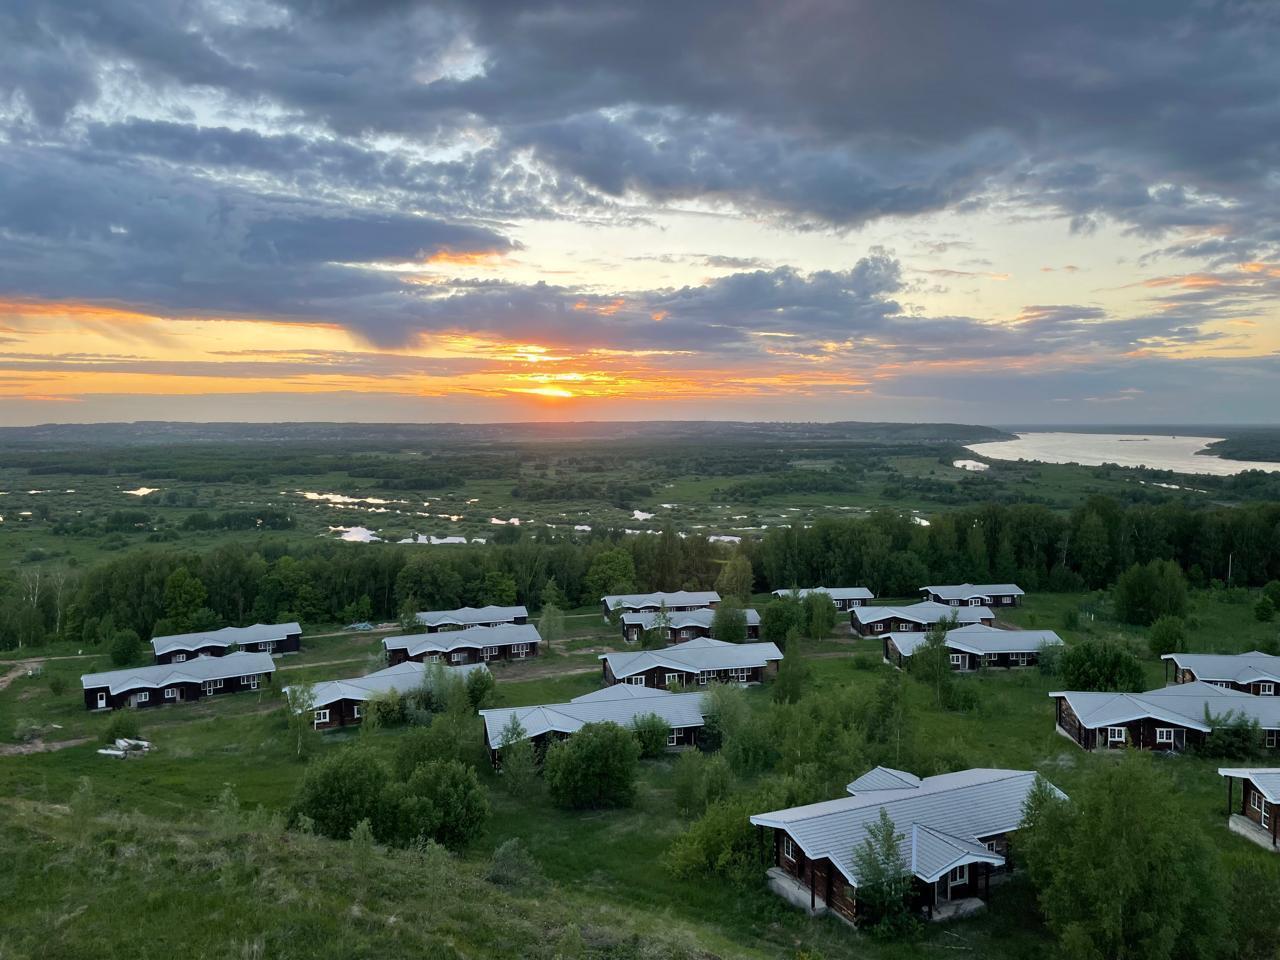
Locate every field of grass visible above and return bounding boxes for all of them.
[1,589,1276,958]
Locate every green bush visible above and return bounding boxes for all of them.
[48,676,67,696]
[544,723,640,809]
[631,712,671,758]
[102,711,141,743]
[292,747,389,841]
[1113,559,1188,626]
[1148,615,1187,656]
[1256,596,1276,623]
[1059,638,1145,692]
[485,838,544,887]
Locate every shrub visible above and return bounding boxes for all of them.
[367,691,406,728]
[486,838,544,887]
[851,653,879,671]
[1264,581,1280,608]
[761,598,800,645]
[1113,559,1188,626]
[109,628,143,666]
[672,751,733,816]
[401,759,490,850]
[14,719,43,743]
[102,711,141,743]
[1037,642,1063,677]
[465,667,497,709]
[1199,711,1264,761]
[1059,638,1145,692]
[1061,608,1080,631]
[292,748,389,841]
[544,723,640,809]
[710,599,748,644]
[1256,596,1276,623]
[771,654,810,704]
[48,676,67,696]
[1148,615,1187,656]
[631,712,671,758]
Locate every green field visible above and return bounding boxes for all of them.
[3,588,1278,958]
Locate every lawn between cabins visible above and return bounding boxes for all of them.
[0,590,1276,959]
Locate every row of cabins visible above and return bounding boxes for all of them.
[150,622,302,663]
[286,660,487,730]
[414,605,528,632]
[620,607,761,644]
[852,601,994,637]
[385,622,541,666]
[82,651,276,711]
[883,623,1064,671]
[600,637,783,687]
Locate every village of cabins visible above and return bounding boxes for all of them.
[76,581,1280,925]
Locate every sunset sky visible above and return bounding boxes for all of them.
[0,1,1277,425]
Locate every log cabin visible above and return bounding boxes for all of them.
[288,660,487,731]
[1051,681,1280,752]
[1161,651,1280,695]
[883,624,1063,671]
[599,636,782,688]
[850,601,994,637]
[81,651,275,711]
[384,622,541,666]
[619,607,761,644]
[600,590,720,619]
[770,587,874,611]
[750,767,1065,925]
[478,685,706,764]
[414,605,529,632]
[920,584,1024,607]
[150,622,302,663]
[1219,768,1280,851]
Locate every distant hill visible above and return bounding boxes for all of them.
[0,420,1014,450]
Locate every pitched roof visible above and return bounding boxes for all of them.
[288,660,486,710]
[921,583,1024,600]
[890,623,1063,658]
[620,607,761,631]
[150,622,300,655]
[383,622,541,658]
[1051,681,1280,732]
[771,587,874,602]
[478,687,707,747]
[415,605,528,628]
[599,636,783,679]
[1161,651,1280,686]
[82,651,276,694]
[1219,768,1280,803]
[601,590,720,612]
[751,768,1060,886]
[848,766,922,792]
[852,601,993,626]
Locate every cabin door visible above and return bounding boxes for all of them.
[1172,728,1186,751]
[96,692,107,709]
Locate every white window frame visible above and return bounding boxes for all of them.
[698,670,710,685]
[949,653,965,667]
[482,646,499,661]
[1107,726,1127,744]
[897,622,913,632]
[313,708,330,728]
[1012,651,1029,667]
[949,599,960,607]
[174,653,187,663]
[628,675,646,686]
[261,640,276,653]
[450,651,465,663]
[969,598,980,606]
[352,704,363,720]
[665,672,680,686]
[241,674,259,689]
[1262,683,1275,696]
[1155,727,1174,744]
[984,840,998,852]
[1268,730,1279,749]
[948,864,968,884]
[512,643,530,658]
[872,622,885,633]
[164,687,176,699]
[136,691,150,704]
[666,727,680,746]
[783,836,796,861]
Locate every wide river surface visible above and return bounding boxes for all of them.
[965,432,1280,476]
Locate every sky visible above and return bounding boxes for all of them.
[0,0,1277,426]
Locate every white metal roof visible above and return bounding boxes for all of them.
[150,622,300,656]
[890,624,1063,658]
[1219,768,1280,803]
[1051,681,1280,732]
[853,601,993,627]
[478,687,707,747]
[82,651,276,694]
[1161,651,1280,686]
[288,660,486,710]
[601,591,720,612]
[847,766,922,792]
[620,607,761,631]
[415,605,528,628]
[599,636,783,679]
[921,583,1024,601]
[770,587,874,602]
[751,768,1061,886]
[383,622,541,658]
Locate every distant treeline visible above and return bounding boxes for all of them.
[2,495,1278,651]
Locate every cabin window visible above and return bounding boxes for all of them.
[949,599,960,606]
[450,652,465,663]
[482,646,499,661]
[665,672,680,686]
[1107,727,1127,744]
[135,691,150,704]
[731,667,749,682]
[164,687,176,699]
[680,629,691,639]
[1001,596,1011,604]
[352,704,363,720]
[872,622,885,633]
[1264,806,1273,830]
[1155,727,1174,744]
[698,670,711,685]
[241,674,259,689]
[783,836,796,861]
[1012,652,1029,666]
[512,643,530,658]
[984,840,998,852]
[1267,731,1279,749]
[174,653,187,663]
[948,864,969,885]
[949,653,965,667]
[313,709,330,728]
[261,641,276,653]
[667,727,680,746]
[969,598,980,606]
[628,676,646,686]
[1262,683,1275,696]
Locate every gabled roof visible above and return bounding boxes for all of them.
[288,660,486,710]
[82,651,276,694]
[751,768,1060,886]
[890,623,1063,658]
[921,583,1024,601]
[150,622,300,656]
[478,687,707,747]
[848,766,922,792]
[384,622,541,657]
[620,607,761,631]
[599,636,783,679]
[853,601,993,626]
[771,587,874,602]
[601,591,720,612]
[1161,651,1280,686]
[1219,768,1280,803]
[415,605,528,628]
[1051,681,1280,732]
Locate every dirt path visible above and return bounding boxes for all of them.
[277,656,370,672]
[0,737,92,757]
[0,654,98,694]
